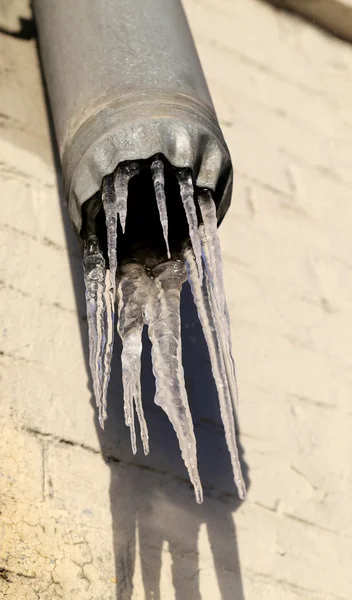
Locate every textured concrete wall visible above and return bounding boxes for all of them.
[1,0,352,599]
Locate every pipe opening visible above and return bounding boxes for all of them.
[81,154,204,268]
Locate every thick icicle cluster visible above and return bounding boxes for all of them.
[82,159,245,502]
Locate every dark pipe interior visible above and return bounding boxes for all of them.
[81,154,205,268]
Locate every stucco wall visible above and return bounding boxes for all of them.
[0,1,351,599]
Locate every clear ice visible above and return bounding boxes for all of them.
[146,260,203,503]
[114,162,139,233]
[102,175,118,292]
[83,236,109,427]
[177,170,203,278]
[117,263,150,456]
[151,159,171,259]
[184,247,245,499]
[100,269,114,425]
[101,176,118,425]
[198,192,238,406]
[82,161,246,502]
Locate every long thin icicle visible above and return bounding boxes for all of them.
[100,269,114,427]
[146,260,203,503]
[83,236,106,417]
[114,162,139,234]
[198,192,238,407]
[197,192,226,314]
[177,170,203,278]
[100,176,118,426]
[184,247,246,499]
[117,263,150,455]
[102,175,118,293]
[151,159,171,259]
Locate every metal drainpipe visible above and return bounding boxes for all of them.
[32,0,233,239]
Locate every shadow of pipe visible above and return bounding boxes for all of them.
[0,16,36,40]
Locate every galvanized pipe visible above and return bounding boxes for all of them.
[33,0,233,235]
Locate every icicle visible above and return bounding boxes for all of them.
[99,176,118,427]
[146,260,203,503]
[198,192,238,407]
[117,263,150,455]
[177,170,203,278]
[99,269,114,427]
[114,162,139,233]
[197,192,225,311]
[151,159,171,259]
[102,175,118,293]
[83,236,106,415]
[184,247,246,500]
